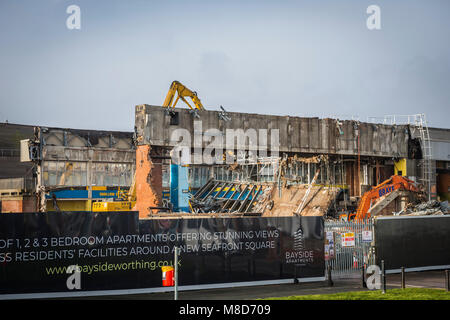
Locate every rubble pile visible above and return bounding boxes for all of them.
[394,200,450,216]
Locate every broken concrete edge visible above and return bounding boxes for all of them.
[134,104,410,158]
[142,212,263,219]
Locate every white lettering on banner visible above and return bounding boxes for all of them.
[284,227,315,265]
[1,229,281,263]
[286,251,314,260]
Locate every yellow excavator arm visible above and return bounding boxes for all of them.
[162,81,205,111]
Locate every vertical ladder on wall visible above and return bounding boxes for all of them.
[414,114,433,201]
[380,113,434,201]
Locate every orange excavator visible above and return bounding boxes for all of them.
[340,175,420,221]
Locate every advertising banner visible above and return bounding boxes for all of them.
[0,212,324,297]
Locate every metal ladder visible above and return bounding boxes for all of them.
[414,114,433,201]
[372,113,434,201]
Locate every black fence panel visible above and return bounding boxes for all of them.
[0,212,324,296]
[0,211,139,294]
[374,216,450,270]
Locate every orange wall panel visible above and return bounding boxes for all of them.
[134,145,162,218]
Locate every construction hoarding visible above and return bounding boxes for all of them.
[374,215,450,271]
[0,212,324,297]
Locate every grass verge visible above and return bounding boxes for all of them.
[264,288,450,300]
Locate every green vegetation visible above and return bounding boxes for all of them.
[265,288,450,300]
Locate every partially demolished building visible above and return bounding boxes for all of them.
[1,107,449,218]
[133,105,449,219]
[0,123,135,212]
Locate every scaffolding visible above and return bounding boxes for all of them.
[211,156,345,186]
[189,155,349,215]
[367,113,433,201]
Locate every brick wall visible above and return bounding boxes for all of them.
[134,145,162,218]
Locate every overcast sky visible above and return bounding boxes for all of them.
[0,0,449,131]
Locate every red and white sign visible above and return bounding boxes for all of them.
[341,232,355,247]
[362,230,373,242]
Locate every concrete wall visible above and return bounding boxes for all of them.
[408,127,450,200]
[41,146,135,187]
[34,127,136,211]
[431,141,450,161]
[37,128,136,189]
[41,128,133,150]
[0,123,34,179]
[135,105,409,158]
[411,127,450,161]
[436,171,450,201]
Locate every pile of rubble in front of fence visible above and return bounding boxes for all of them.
[393,200,450,216]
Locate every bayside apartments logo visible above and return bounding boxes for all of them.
[285,227,314,265]
[170,120,280,165]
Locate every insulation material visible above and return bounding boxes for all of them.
[262,185,340,217]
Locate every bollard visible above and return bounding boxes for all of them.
[361,265,367,288]
[294,265,299,284]
[174,246,180,301]
[445,270,449,291]
[381,260,386,294]
[401,267,405,289]
[327,265,334,287]
[161,266,174,287]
